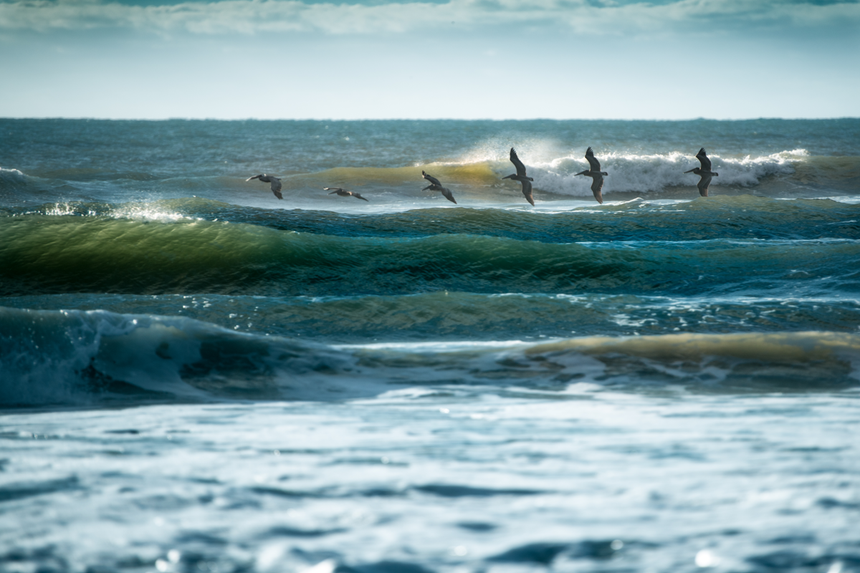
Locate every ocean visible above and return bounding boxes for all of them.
[1,118,859,572]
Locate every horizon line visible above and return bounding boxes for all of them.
[2,116,859,122]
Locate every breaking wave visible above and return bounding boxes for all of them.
[4,149,856,203]
[2,307,858,408]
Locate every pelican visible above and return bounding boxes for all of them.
[502,148,535,206]
[246,174,283,200]
[575,147,608,204]
[684,148,719,197]
[324,187,368,202]
[421,171,457,204]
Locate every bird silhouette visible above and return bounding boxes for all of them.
[246,174,283,200]
[325,187,369,201]
[421,171,457,204]
[575,147,608,204]
[502,148,535,206]
[684,148,719,197]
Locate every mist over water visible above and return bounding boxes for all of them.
[2,118,860,573]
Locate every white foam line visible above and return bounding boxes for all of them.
[333,340,539,352]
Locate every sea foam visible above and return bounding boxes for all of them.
[526,150,803,196]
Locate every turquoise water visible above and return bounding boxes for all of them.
[1,118,859,572]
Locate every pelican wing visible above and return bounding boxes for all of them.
[590,175,604,204]
[440,187,457,204]
[696,148,712,171]
[697,173,712,197]
[585,147,601,172]
[422,171,442,187]
[520,179,534,206]
[270,178,283,199]
[590,175,604,195]
[353,193,369,202]
[510,148,528,178]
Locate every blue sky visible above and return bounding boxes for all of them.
[1,0,858,119]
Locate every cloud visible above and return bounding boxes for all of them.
[0,0,858,37]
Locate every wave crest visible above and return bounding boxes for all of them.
[3,306,859,408]
[527,150,802,196]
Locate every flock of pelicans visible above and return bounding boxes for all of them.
[247,147,719,205]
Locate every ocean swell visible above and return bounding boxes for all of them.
[2,214,859,297]
[3,307,859,409]
[4,149,848,205]
[0,307,358,408]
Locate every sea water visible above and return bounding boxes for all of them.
[1,118,859,572]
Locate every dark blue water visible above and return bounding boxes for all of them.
[1,119,859,573]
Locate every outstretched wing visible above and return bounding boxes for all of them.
[520,179,534,206]
[270,178,283,199]
[696,148,712,171]
[246,174,262,182]
[590,174,604,203]
[422,170,442,187]
[325,187,344,194]
[697,173,712,197]
[440,187,457,204]
[353,193,369,202]
[510,148,528,178]
[585,147,601,172]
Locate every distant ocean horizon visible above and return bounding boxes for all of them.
[2,117,859,573]
[5,115,857,120]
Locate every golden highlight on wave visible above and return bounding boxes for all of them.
[530,331,860,363]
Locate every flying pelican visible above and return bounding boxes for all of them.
[502,148,535,206]
[421,171,457,204]
[246,174,283,200]
[684,148,719,197]
[575,147,608,204]
[324,187,368,202]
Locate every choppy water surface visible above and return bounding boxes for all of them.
[2,118,860,572]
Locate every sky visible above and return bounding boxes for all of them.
[0,0,859,120]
